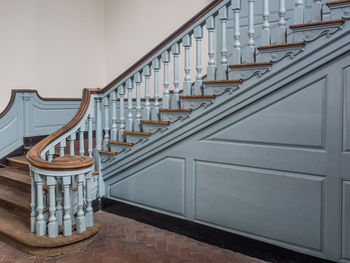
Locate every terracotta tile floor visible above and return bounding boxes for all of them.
[0,211,269,263]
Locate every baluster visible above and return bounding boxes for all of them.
[88,113,93,157]
[68,133,76,156]
[127,78,134,131]
[111,90,118,141]
[135,72,142,131]
[76,174,86,233]
[85,172,94,227]
[232,0,241,64]
[217,6,228,80]
[182,35,192,95]
[63,176,72,236]
[152,58,160,120]
[47,148,54,162]
[143,65,152,119]
[30,170,36,232]
[247,0,255,63]
[103,96,110,150]
[193,26,203,95]
[59,140,66,157]
[119,85,126,141]
[79,126,85,156]
[312,0,322,22]
[262,0,270,46]
[172,43,180,107]
[294,0,304,25]
[47,176,58,238]
[95,98,102,150]
[206,16,216,80]
[34,172,46,236]
[56,179,63,225]
[278,0,287,44]
[162,51,170,109]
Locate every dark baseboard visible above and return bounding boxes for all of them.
[24,135,48,147]
[0,146,24,166]
[100,198,335,263]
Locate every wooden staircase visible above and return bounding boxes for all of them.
[0,156,100,257]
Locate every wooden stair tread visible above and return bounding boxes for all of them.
[203,79,242,84]
[159,109,192,112]
[0,168,30,185]
[290,18,345,29]
[92,171,99,175]
[7,155,29,165]
[0,183,31,216]
[108,140,133,146]
[180,95,216,99]
[257,42,305,50]
[124,131,151,136]
[98,150,116,155]
[228,62,272,68]
[140,120,170,125]
[327,0,350,6]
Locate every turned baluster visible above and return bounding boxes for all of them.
[217,6,228,80]
[232,0,241,64]
[30,170,36,233]
[127,78,134,131]
[76,174,86,233]
[103,96,110,150]
[79,126,85,156]
[172,43,180,108]
[143,65,152,119]
[206,16,216,80]
[34,172,46,236]
[294,0,304,25]
[47,176,58,238]
[193,26,203,95]
[247,0,255,63]
[85,171,94,227]
[111,90,118,141]
[135,72,142,131]
[162,50,170,109]
[59,140,66,157]
[95,97,102,150]
[68,133,76,156]
[119,84,126,141]
[278,0,287,44]
[182,35,192,95]
[47,148,54,162]
[88,113,93,157]
[152,58,160,120]
[56,179,63,225]
[312,0,322,22]
[262,0,270,46]
[63,176,72,236]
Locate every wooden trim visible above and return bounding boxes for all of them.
[290,19,345,29]
[140,120,170,125]
[124,131,151,136]
[257,42,305,50]
[327,0,350,6]
[203,80,243,84]
[92,171,99,175]
[99,0,222,94]
[228,62,272,68]
[99,150,116,155]
[26,88,99,171]
[180,95,216,99]
[108,141,133,146]
[159,109,192,112]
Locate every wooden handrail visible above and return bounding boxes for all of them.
[99,0,223,94]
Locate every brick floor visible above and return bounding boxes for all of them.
[0,211,269,263]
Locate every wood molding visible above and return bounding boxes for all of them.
[290,19,345,29]
[327,0,350,6]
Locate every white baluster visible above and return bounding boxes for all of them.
[34,172,46,236]
[232,0,241,65]
[172,43,180,108]
[193,26,203,95]
[162,50,170,109]
[247,0,255,63]
[119,85,126,141]
[182,35,192,95]
[79,126,85,156]
[127,78,134,131]
[262,0,270,46]
[30,170,36,233]
[294,0,304,25]
[103,96,110,150]
[85,172,94,227]
[76,174,86,233]
[312,0,322,22]
[63,176,72,236]
[47,148,54,162]
[152,58,160,120]
[88,113,93,157]
[135,72,142,131]
[111,90,118,141]
[68,133,76,156]
[56,179,63,225]
[206,16,216,80]
[59,140,66,157]
[47,176,58,238]
[278,0,287,44]
[143,65,152,119]
[95,97,102,150]
[217,6,228,80]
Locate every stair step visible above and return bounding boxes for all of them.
[180,95,216,110]
[159,109,192,123]
[98,150,116,156]
[7,155,29,172]
[202,80,242,96]
[0,168,31,193]
[0,183,31,219]
[108,140,133,153]
[228,62,273,80]
[290,19,345,42]
[141,120,170,134]
[327,0,350,20]
[124,131,151,144]
[257,42,305,62]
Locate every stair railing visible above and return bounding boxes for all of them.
[26,0,333,238]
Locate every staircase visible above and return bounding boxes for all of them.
[0,0,349,262]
